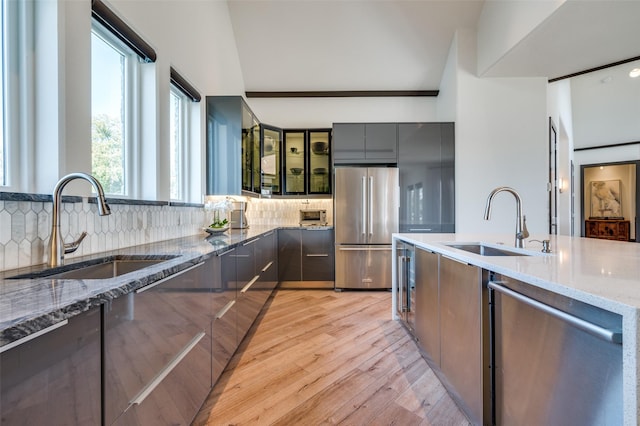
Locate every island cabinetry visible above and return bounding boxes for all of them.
[414,248,440,366]
[439,256,489,425]
[0,308,101,426]
[333,123,397,164]
[104,261,211,426]
[489,274,623,425]
[278,228,335,288]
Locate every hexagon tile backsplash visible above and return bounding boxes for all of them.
[0,199,207,272]
[0,196,334,272]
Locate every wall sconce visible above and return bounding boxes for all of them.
[558,177,565,193]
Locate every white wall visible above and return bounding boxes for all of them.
[476,0,565,76]
[246,97,438,129]
[449,29,549,237]
[547,79,574,235]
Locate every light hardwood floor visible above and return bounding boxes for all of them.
[193,289,470,426]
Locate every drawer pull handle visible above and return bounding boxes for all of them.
[215,300,236,319]
[338,247,391,251]
[130,331,206,406]
[217,248,235,256]
[0,319,69,353]
[243,238,259,246]
[306,254,329,257]
[241,275,260,293]
[261,261,274,272]
[135,262,204,294]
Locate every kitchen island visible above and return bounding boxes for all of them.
[392,232,640,425]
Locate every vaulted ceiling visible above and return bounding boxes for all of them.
[226,0,640,93]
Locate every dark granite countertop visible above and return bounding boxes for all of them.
[0,225,280,349]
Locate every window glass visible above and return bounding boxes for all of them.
[169,87,184,200]
[91,29,127,195]
[0,0,5,186]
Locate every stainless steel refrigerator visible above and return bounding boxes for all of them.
[334,167,399,289]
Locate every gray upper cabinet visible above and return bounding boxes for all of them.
[398,122,455,233]
[333,123,398,164]
[206,96,250,195]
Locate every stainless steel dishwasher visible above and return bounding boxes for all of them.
[489,274,623,425]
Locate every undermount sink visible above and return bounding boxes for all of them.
[444,243,532,257]
[8,255,177,280]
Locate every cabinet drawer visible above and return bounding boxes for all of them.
[112,331,211,425]
[104,263,210,425]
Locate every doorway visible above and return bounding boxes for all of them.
[580,161,639,241]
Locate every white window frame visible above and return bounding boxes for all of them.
[169,85,189,201]
[90,22,140,198]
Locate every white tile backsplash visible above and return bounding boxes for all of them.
[0,195,334,271]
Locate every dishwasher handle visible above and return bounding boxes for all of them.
[489,281,622,344]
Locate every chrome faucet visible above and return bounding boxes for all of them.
[484,186,529,248]
[48,173,111,267]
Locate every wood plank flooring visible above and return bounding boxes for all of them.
[193,289,470,426]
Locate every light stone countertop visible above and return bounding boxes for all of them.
[392,232,640,425]
[0,225,280,348]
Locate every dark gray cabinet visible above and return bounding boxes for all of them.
[104,262,211,425]
[278,228,334,288]
[0,308,101,426]
[333,123,397,164]
[398,122,455,233]
[206,96,257,195]
[211,246,238,385]
[235,238,262,341]
[256,230,278,295]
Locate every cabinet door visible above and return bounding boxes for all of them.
[398,123,442,233]
[256,230,278,293]
[206,96,243,195]
[440,123,455,232]
[283,130,306,194]
[439,256,483,424]
[333,123,365,162]
[414,248,440,366]
[261,124,282,195]
[235,238,261,343]
[243,106,260,193]
[1,309,101,426]
[278,229,302,281]
[104,262,210,426]
[301,229,335,281]
[365,123,397,162]
[211,248,237,385]
[308,130,332,194]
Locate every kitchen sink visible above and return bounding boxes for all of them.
[444,243,532,257]
[7,255,178,280]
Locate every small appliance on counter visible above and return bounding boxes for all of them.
[299,209,328,226]
[229,200,249,229]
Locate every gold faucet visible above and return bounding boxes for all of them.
[48,173,111,267]
[484,186,529,248]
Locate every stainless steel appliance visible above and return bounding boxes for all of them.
[229,201,248,229]
[334,167,399,289]
[299,209,327,226]
[489,274,622,425]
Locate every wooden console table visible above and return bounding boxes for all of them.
[585,219,630,241]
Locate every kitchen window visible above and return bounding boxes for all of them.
[169,86,186,200]
[91,25,137,196]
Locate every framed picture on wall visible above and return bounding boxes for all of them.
[590,180,623,219]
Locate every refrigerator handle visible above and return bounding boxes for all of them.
[362,175,367,237]
[369,176,374,237]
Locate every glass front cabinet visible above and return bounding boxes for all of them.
[283,129,331,195]
[260,124,283,195]
[241,106,260,193]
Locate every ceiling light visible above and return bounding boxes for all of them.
[630,68,640,78]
